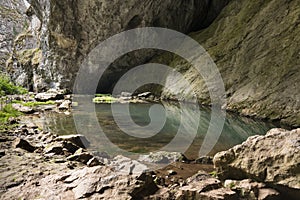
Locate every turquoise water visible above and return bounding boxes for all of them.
[43,102,275,159]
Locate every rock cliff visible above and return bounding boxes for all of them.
[13,0,228,91]
[2,0,299,126]
[156,0,300,127]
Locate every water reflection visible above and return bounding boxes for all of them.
[42,102,275,159]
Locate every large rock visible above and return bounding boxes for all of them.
[1,166,158,199]
[213,128,300,199]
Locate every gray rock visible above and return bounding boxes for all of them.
[87,157,102,167]
[139,151,186,164]
[13,138,36,152]
[67,152,94,164]
[110,155,149,175]
[258,188,280,200]
[12,104,34,114]
[35,92,64,101]
[12,0,228,92]
[58,100,71,110]
[55,134,90,149]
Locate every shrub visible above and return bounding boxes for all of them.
[0,74,27,95]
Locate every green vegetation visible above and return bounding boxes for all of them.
[0,104,22,124]
[12,100,56,107]
[93,94,117,103]
[209,171,218,178]
[0,74,27,95]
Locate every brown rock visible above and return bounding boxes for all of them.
[214,128,300,199]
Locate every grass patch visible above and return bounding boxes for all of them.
[11,100,56,107]
[0,74,27,95]
[93,95,117,103]
[0,104,22,124]
[22,101,56,107]
[95,94,112,97]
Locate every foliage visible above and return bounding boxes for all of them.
[0,74,27,95]
[0,104,22,124]
[209,171,218,178]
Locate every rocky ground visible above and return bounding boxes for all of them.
[0,90,299,199]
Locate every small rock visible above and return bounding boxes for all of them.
[87,157,102,167]
[58,100,72,110]
[55,135,90,149]
[0,150,5,158]
[167,170,177,176]
[62,141,80,154]
[67,153,94,164]
[120,92,132,98]
[137,92,152,98]
[44,144,64,155]
[54,159,66,163]
[110,155,149,175]
[13,138,36,152]
[195,156,213,164]
[12,104,34,114]
[258,188,280,200]
[0,137,9,142]
[139,151,186,164]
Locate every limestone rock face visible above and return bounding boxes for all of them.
[213,128,300,199]
[157,0,300,127]
[21,0,229,92]
[0,0,30,71]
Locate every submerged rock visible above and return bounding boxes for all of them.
[139,151,187,164]
[213,128,300,199]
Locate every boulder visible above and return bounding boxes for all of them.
[213,128,300,199]
[35,90,64,101]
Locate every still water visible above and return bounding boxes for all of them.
[41,102,275,159]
